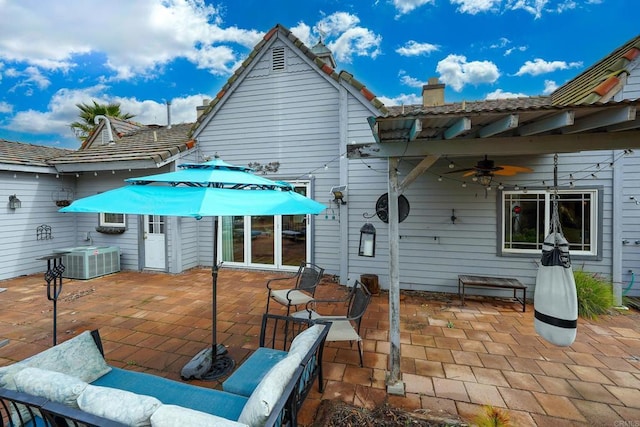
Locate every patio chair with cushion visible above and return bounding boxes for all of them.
[300,280,372,367]
[265,262,325,315]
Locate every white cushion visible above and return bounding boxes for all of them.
[237,352,302,426]
[288,324,323,359]
[151,404,249,427]
[14,367,88,408]
[271,289,313,306]
[0,331,110,390]
[77,384,162,427]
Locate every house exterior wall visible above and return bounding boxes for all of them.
[347,150,625,296]
[195,36,381,276]
[622,151,640,296]
[0,170,76,280]
[72,171,143,271]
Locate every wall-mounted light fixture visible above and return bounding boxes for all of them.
[8,194,21,209]
[330,185,347,205]
[358,222,376,257]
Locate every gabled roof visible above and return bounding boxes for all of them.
[0,139,73,168]
[49,123,196,172]
[386,96,552,117]
[81,116,145,149]
[192,23,387,136]
[551,34,640,105]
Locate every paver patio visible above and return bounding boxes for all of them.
[1,267,640,426]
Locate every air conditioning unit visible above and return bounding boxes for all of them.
[54,246,120,280]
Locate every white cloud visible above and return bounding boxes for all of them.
[451,0,501,14]
[0,0,263,80]
[0,101,13,114]
[8,66,51,94]
[543,79,558,94]
[396,41,439,57]
[291,22,313,47]
[398,71,427,88]
[505,45,527,56]
[4,84,206,144]
[392,0,435,16]
[505,0,549,19]
[485,89,528,99]
[515,58,582,76]
[325,26,382,63]
[377,93,422,106]
[317,12,361,35]
[436,54,500,92]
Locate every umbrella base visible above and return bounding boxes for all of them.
[200,354,235,380]
[180,344,233,381]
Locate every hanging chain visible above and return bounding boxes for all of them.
[552,154,561,242]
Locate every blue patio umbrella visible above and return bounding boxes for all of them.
[60,158,325,379]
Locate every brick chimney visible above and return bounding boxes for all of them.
[196,99,211,119]
[422,77,445,107]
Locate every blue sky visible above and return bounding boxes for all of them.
[0,0,636,149]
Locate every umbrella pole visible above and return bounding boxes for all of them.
[182,216,234,381]
[200,216,234,380]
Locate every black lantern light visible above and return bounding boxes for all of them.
[8,194,21,209]
[358,222,376,257]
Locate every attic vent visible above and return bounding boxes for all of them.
[272,47,285,71]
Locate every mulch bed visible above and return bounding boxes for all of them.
[311,400,467,427]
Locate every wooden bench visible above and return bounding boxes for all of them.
[458,275,527,312]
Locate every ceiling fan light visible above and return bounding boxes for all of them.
[478,173,493,187]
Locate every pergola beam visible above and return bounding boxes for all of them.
[478,114,518,138]
[347,130,640,159]
[444,117,471,139]
[562,106,636,134]
[518,111,575,136]
[399,155,440,193]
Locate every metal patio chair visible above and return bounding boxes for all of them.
[265,262,324,315]
[302,280,372,367]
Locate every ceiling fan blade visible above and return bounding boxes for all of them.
[462,170,478,177]
[494,165,534,176]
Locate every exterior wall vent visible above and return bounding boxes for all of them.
[272,47,286,71]
[54,246,120,280]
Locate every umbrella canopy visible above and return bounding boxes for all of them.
[59,158,326,379]
[61,159,325,217]
[60,185,325,217]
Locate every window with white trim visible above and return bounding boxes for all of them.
[99,213,126,228]
[501,189,598,256]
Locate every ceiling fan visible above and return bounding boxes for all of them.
[446,155,533,186]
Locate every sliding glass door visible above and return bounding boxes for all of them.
[220,182,310,270]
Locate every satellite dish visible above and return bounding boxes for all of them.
[375,193,410,223]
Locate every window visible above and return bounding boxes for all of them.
[501,189,599,257]
[100,213,126,228]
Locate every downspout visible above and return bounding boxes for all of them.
[612,149,624,307]
[338,83,349,284]
[94,115,114,145]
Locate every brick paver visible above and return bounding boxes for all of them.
[1,268,639,426]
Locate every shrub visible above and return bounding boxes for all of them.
[474,405,511,427]
[573,269,613,319]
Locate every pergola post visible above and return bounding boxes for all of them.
[386,157,404,395]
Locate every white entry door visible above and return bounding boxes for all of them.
[144,215,166,270]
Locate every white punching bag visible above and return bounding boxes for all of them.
[534,231,577,346]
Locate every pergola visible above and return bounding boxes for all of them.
[348,99,640,394]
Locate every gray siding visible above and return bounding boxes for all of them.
[196,38,344,274]
[622,151,640,296]
[0,170,76,280]
[346,151,620,297]
[619,62,640,100]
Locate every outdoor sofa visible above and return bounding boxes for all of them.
[0,314,329,427]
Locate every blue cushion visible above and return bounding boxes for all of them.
[91,367,247,421]
[222,348,287,397]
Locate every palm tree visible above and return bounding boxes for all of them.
[70,101,135,141]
